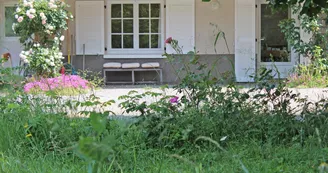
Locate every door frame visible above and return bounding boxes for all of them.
[255,0,296,68]
[1,1,20,42]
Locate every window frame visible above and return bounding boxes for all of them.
[2,1,19,41]
[106,0,165,57]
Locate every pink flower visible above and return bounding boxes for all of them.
[17,16,23,23]
[165,37,173,44]
[28,14,35,19]
[24,75,89,93]
[169,96,179,104]
[42,19,46,25]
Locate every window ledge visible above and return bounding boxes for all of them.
[104,54,166,59]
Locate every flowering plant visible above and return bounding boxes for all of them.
[1,53,11,63]
[20,44,64,76]
[13,0,73,77]
[13,0,73,47]
[24,74,89,93]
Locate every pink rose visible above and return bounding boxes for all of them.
[165,37,173,44]
[42,19,46,25]
[28,14,35,19]
[17,16,23,23]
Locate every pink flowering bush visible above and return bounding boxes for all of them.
[24,74,89,93]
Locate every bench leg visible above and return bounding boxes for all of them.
[159,69,163,84]
[132,70,135,85]
[103,70,107,86]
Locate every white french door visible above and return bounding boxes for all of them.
[256,0,297,78]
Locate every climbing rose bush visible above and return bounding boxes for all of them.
[13,0,73,77]
[24,75,89,93]
[13,0,73,47]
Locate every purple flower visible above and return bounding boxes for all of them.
[169,96,179,104]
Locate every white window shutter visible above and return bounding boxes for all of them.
[166,0,195,54]
[76,1,104,55]
[235,0,256,82]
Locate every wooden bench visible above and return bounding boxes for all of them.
[103,62,163,85]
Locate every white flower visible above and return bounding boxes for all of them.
[54,37,58,41]
[12,23,17,32]
[29,8,36,14]
[23,1,28,7]
[24,59,29,64]
[26,10,30,16]
[46,30,51,34]
[58,52,63,57]
[37,43,40,47]
[27,2,33,8]
[220,136,228,141]
[16,97,22,103]
[39,12,45,17]
[16,8,21,13]
[19,53,26,59]
[45,59,50,63]
[48,25,54,30]
[48,3,57,9]
[49,62,55,66]
[59,35,64,41]
[15,14,18,19]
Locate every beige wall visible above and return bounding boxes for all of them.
[195,0,235,54]
[1,0,236,56]
[61,0,75,55]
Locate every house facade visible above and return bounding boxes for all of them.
[0,0,310,83]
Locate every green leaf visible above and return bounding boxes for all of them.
[90,113,107,134]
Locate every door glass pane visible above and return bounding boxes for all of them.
[151,19,160,33]
[139,35,149,48]
[151,4,160,17]
[5,7,17,37]
[111,19,122,33]
[139,19,149,33]
[139,4,149,18]
[123,19,133,33]
[123,4,133,18]
[123,35,133,48]
[111,4,121,18]
[112,35,122,48]
[261,4,289,62]
[151,34,160,48]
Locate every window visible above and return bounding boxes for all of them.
[138,4,161,49]
[4,6,17,37]
[108,0,164,55]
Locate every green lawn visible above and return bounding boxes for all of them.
[0,141,325,173]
